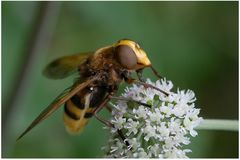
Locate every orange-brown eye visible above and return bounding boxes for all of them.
[115,45,137,69]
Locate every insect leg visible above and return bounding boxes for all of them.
[92,94,113,126]
[94,113,113,127]
[150,65,163,79]
[93,112,130,147]
[123,72,169,96]
[109,96,151,108]
[105,104,112,112]
[135,80,169,96]
[93,94,112,114]
[92,94,130,147]
[95,115,131,147]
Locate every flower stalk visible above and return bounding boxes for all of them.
[196,119,238,131]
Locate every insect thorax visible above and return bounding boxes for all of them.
[78,47,129,88]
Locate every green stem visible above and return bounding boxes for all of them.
[196,119,238,131]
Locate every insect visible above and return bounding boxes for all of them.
[17,39,169,142]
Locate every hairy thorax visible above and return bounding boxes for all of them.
[79,46,127,88]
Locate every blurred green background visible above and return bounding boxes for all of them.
[2,1,238,158]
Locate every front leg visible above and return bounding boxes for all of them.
[122,70,169,96]
[110,96,151,108]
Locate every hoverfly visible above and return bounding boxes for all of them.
[17,39,168,143]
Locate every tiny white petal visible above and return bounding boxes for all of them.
[190,129,198,137]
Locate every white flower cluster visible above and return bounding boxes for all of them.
[102,78,203,158]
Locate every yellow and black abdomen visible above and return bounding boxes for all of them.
[63,86,107,134]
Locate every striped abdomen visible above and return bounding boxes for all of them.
[63,86,107,133]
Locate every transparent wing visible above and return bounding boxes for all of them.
[17,76,99,140]
[43,52,93,79]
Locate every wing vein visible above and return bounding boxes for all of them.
[17,76,98,140]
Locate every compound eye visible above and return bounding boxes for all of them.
[115,45,137,69]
